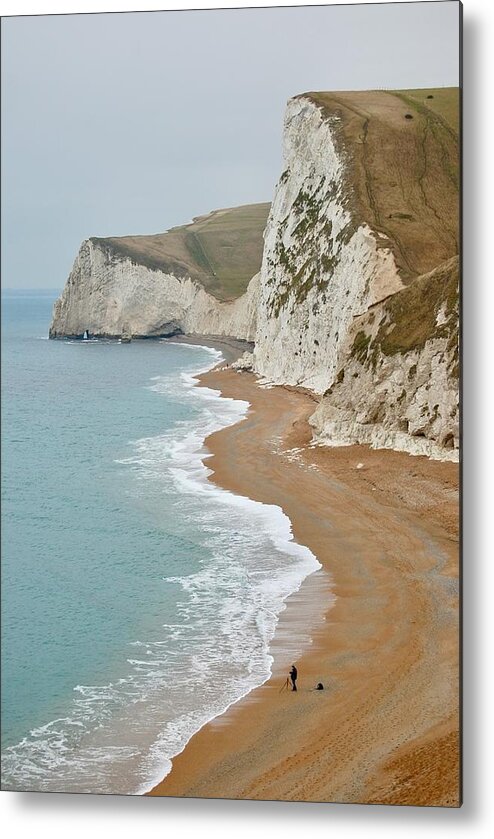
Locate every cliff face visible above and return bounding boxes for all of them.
[49,202,269,340]
[249,89,459,460]
[252,96,404,393]
[49,238,259,341]
[89,202,270,302]
[310,257,459,460]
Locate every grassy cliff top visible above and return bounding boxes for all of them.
[91,202,270,302]
[300,88,459,282]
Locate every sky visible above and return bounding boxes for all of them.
[1,1,460,289]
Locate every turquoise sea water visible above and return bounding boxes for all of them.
[1,290,321,794]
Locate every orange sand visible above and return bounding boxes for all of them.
[149,368,460,806]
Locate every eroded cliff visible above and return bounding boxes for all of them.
[50,88,459,460]
[252,90,459,391]
[250,88,459,460]
[49,238,259,341]
[310,257,459,460]
[49,204,268,341]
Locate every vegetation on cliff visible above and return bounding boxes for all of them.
[349,256,459,374]
[92,202,270,302]
[302,88,459,284]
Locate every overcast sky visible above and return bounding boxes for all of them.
[1,1,460,289]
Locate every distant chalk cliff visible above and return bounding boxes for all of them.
[49,238,259,342]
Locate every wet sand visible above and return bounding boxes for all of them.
[148,368,460,806]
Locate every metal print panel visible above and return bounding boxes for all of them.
[1,1,461,806]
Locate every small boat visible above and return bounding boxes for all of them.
[120,332,132,344]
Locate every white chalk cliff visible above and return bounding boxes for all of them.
[50,89,459,461]
[252,97,404,394]
[310,257,460,461]
[50,239,259,342]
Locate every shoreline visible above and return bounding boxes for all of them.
[162,333,252,364]
[148,366,460,806]
[139,346,333,794]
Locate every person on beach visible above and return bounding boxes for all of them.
[289,664,298,692]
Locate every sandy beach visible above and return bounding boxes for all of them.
[148,366,460,806]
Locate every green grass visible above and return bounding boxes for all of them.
[186,203,270,299]
[375,256,459,358]
[351,256,459,374]
[395,88,459,135]
[92,202,270,302]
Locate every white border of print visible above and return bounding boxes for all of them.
[1,2,493,838]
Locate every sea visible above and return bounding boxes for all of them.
[1,289,324,795]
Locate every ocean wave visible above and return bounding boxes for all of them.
[121,352,324,794]
[1,344,328,796]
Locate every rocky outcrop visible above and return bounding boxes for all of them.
[49,239,259,341]
[309,257,459,461]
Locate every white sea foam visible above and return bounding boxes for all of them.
[128,346,324,794]
[2,342,330,796]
